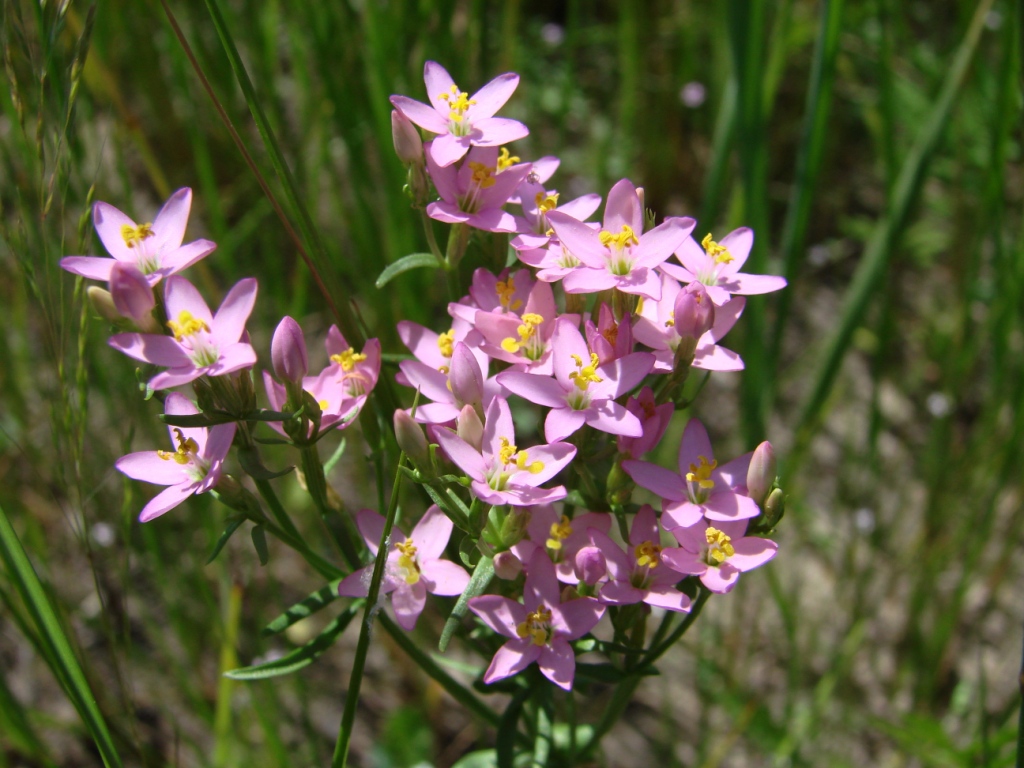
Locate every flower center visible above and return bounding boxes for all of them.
[121,222,154,248]
[545,515,573,551]
[440,85,476,136]
[704,527,734,566]
[157,428,210,482]
[556,244,580,269]
[489,437,545,490]
[516,606,553,647]
[437,329,455,359]
[166,311,219,368]
[568,353,603,392]
[599,225,640,276]
[500,313,544,358]
[497,147,520,171]
[331,348,367,372]
[495,275,523,312]
[396,539,421,584]
[702,233,733,264]
[685,455,717,503]
[634,540,662,569]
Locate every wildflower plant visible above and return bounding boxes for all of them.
[68,60,789,766]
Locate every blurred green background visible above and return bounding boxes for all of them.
[1,0,1022,765]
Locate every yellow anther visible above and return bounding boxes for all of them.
[501,313,544,354]
[545,515,573,550]
[166,310,210,342]
[121,222,154,248]
[495,275,519,310]
[318,399,329,410]
[665,310,675,328]
[701,233,733,264]
[437,329,456,358]
[498,437,517,466]
[515,606,552,646]
[330,347,367,372]
[685,455,717,490]
[438,365,450,375]
[599,224,640,250]
[157,428,200,465]
[469,161,497,189]
[515,450,545,475]
[634,540,662,569]
[535,191,560,213]
[705,527,735,563]
[497,147,520,171]
[396,539,421,584]
[568,352,603,391]
[635,298,645,315]
[501,338,521,354]
[440,85,476,121]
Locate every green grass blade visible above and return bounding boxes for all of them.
[0,503,124,768]
[794,0,997,444]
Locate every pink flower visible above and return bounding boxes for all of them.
[324,326,381,402]
[510,505,612,584]
[115,393,235,522]
[545,179,694,300]
[510,179,601,241]
[61,188,215,285]
[398,340,498,426]
[623,418,759,528]
[108,262,157,331]
[660,228,787,306]
[616,387,674,459]
[469,550,604,689]
[448,267,536,325]
[589,505,692,613]
[338,506,470,630]
[584,303,634,365]
[433,397,576,507]
[109,276,257,390]
[661,519,777,594]
[426,146,531,232]
[497,317,654,443]
[633,273,746,372]
[391,61,529,168]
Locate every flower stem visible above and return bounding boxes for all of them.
[331,452,407,767]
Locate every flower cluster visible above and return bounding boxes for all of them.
[69,60,788,739]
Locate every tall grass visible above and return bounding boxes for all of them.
[1,0,1021,765]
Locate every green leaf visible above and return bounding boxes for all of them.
[237,446,294,480]
[262,580,343,636]
[226,606,358,680]
[205,516,246,564]
[0,503,123,767]
[497,686,530,768]
[440,556,493,652]
[251,524,269,565]
[375,252,440,288]
[160,410,238,427]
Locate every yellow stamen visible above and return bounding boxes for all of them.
[599,224,640,250]
[568,353,603,391]
[121,222,154,248]
[330,347,367,372]
[318,399,329,410]
[497,147,520,171]
[701,233,733,264]
[157,428,199,465]
[665,310,675,328]
[469,161,497,189]
[515,606,552,647]
[437,329,455,358]
[635,540,662,569]
[545,515,572,550]
[685,455,717,490]
[495,275,522,311]
[498,437,517,466]
[396,539,421,584]
[515,449,545,475]
[705,527,735,563]
[166,310,210,342]
[440,85,476,122]
[500,313,543,354]
[535,191,559,213]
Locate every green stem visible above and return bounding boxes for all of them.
[420,209,443,262]
[332,454,407,767]
[640,587,712,666]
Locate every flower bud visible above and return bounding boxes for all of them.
[574,545,607,586]
[391,109,423,165]
[617,387,673,459]
[673,282,715,341]
[493,551,523,580]
[605,458,635,505]
[87,286,121,323]
[394,409,430,469]
[746,441,776,505]
[498,507,530,548]
[271,316,308,384]
[109,262,157,330]
[456,404,484,452]
[449,343,483,414]
[764,488,785,527]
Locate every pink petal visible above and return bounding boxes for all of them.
[660,548,707,575]
[679,419,714,474]
[206,343,257,376]
[482,397,515,457]
[410,505,453,561]
[524,550,561,608]
[716,228,754,273]
[584,400,642,437]
[468,72,519,118]
[546,212,607,267]
[643,585,692,613]
[635,217,694,268]
[671,235,709,276]
[708,296,746,342]
[586,530,632,580]
[701,563,741,594]
[138,483,195,522]
[398,360,453,405]
[659,260,698,285]
[724,272,788,296]
[204,423,237,463]
[603,179,642,234]
[152,188,191,252]
[629,505,660,547]
[469,595,526,638]
[496,371,566,408]
[59,256,115,281]
[108,333,189,367]
[544,408,586,443]
[621,461,685,501]
[354,509,391,556]
[702,491,760,522]
[159,239,217,275]
[423,61,457,114]
[593,352,654,400]
[391,582,427,630]
[484,639,541,684]
[164,276,213,327]
[729,537,778,571]
[421,559,470,596]
[212,278,258,346]
[433,428,487,481]
[562,268,619,294]
[693,343,744,372]
[116,451,188,485]
[471,117,529,146]
[557,194,602,222]
[598,580,643,606]
[337,565,373,597]
[538,638,576,690]
[662,500,705,530]
[397,321,444,368]
[429,132,471,167]
[93,202,135,261]
[389,95,448,134]
[509,442,575,487]
[149,367,202,390]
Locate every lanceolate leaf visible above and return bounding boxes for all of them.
[375,252,440,289]
[262,579,343,637]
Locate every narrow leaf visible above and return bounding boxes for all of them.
[375,252,440,289]
[262,579,343,637]
[440,556,494,652]
[206,516,246,564]
[251,524,269,565]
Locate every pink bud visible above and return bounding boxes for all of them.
[456,404,484,452]
[673,282,715,340]
[746,441,776,504]
[493,551,523,580]
[574,545,607,585]
[394,409,429,468]
[391,109,423,165]
[617,387,673,458]
[271,316,308,384]
[109,262,156,329]
[449,343,483,413]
